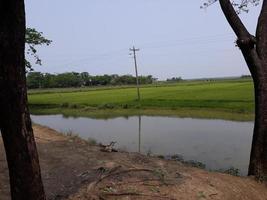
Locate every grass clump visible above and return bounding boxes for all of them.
[60,102,81,109]
[212,167,240,176]
[63,130,98,146]
[87,137,97,145]
[60,102,69,108]
[69,104,79,109]
[64,130,78,137]
[121,104,129,109]
[164,154,206,169]
[97,103,117,109]
[223,167,240,176]
[183,160,206,169]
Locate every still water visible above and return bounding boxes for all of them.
[31,115,253,175]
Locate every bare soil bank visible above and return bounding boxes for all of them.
[0,125,266,200]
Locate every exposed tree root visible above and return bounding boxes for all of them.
[100,192,176,200]
[95,168,155,185]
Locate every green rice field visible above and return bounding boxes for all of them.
[28,78,255,121]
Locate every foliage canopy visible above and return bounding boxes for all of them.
[25,28,52,70]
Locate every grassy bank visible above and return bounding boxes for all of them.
[29,78,255,121]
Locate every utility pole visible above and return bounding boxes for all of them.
[130,46,140,101]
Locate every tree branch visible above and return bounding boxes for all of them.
[219,0,262,76]
[219,0,252,41]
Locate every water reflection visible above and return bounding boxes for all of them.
[138,115,141,153]
[31,114,253,175]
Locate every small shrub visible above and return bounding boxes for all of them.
[197,191,206,199]
[237,109,246,113]
[171,154,184,162]
[60,102,69,108]
[184,160,206,169]
[83,106,97,111]
[223,167,240,176]
[87,138,97,145]
[164,154,206,169]
[153,169,166,183]
[69,104,78,109]
[134,104,141,109]
[64,130,80,140]
[212,167,240,176]
[146,149,152,156]
[98,103,116,109]
[157,155,165,159]
[65,130,74,137]
[164,154,184,162]
[122,104,128,109]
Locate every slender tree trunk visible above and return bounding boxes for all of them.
[0,1,46,199]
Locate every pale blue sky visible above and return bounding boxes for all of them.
[25,0,261,79]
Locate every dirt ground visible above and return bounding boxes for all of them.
[1,125,267,200]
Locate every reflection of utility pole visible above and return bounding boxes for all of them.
[138,115,141,153]
[129,46,140,101]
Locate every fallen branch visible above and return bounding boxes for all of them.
[87,168,156,192]
[115,178,161,185]
[96,168,155,185]
[100,141,118,152]
[102,192,176,200]
[114,178,177,187]
[209,193,218,197]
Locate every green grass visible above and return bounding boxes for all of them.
[28,78,255,121]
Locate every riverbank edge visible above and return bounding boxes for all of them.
[30,106,254,122]
[30,124,267,200]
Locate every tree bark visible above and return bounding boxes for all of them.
[0,1,46,199]
[249,76,267,179]
[219,0,267,179]
[248,0,267,179]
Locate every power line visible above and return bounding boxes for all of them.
[139,37,234,49]
[41,34,236,69]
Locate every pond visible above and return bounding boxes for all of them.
[31,114,253,175]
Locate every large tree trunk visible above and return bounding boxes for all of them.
[0,1,46,199]
[219,0,267,179]
[249,0,267,178]
[249,75,267,179]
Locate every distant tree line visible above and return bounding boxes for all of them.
[240,75,252,79]
[166,77,183,82]
[26,72,157,89]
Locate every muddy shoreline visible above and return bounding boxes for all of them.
[0,125,266,200]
